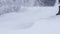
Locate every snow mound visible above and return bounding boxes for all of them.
[0,7,58,30]
[21,7,58,18]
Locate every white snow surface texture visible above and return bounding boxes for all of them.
[0,6,60,34]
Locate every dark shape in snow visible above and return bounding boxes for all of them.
[56,6,60,15]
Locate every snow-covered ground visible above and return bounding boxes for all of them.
[0,7,60,34]
[0,0,60,34]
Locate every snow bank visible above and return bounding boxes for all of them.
[0,6,59,34]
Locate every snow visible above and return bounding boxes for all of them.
[0,0,59,34]
[0,6,60,34]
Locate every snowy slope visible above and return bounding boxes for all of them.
[0,0,59,34]
[0,13,60,34]
[0,6,59,34]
